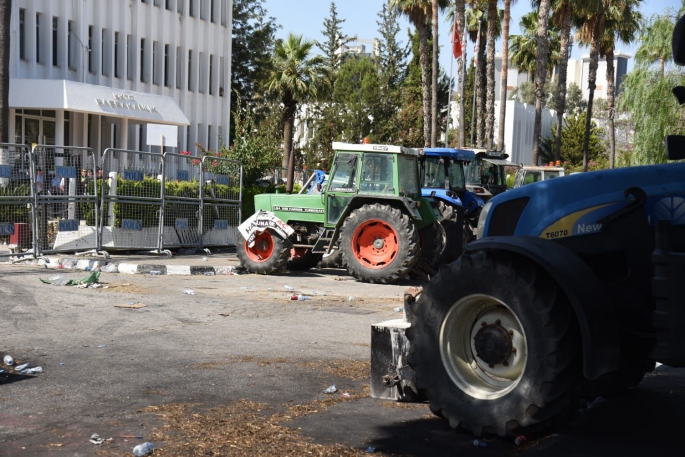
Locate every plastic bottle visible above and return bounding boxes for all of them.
[348,296,354,302]
[514,435,529,446]
[323,384,337,394]
[3,355,13,366]
[132,442,154,456]
[290,294,310,301]
[182,289,196,295]
[394,307,404,312]
[284,285,295,291]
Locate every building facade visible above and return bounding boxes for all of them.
[8,0,232,168]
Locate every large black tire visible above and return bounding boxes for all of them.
[417,221,445,270]
[437,204,470,265]
[236,229,291,274]
[340,203,419,284]
[288,249,323,271]
[407,250,583,437]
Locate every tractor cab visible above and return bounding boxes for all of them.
[464,149,518,201]
[513,165,566,188]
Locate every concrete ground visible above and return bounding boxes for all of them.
[0,255,684,456]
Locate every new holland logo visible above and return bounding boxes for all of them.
[654,196,685,224]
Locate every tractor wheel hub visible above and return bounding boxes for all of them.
[373,239,385,249]
[474,323,513,365]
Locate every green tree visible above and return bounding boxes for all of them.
[509,12,561,78]
[541,112,608,171]
[618,67,685,165]
[267,34,326,193]
[565,82,587,114]
[532,0,553,166]
[497,0,517,150]
[333,57,382,143]
[317,2,356,89]
[635,12,674,76]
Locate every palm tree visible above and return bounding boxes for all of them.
[455,0,467,147]
[485,0,498,149]
[391,0,433,147]
[267,34,326,193]
[465,6,486,146]
[0,1,11,146]
[634,13,672,76]
[509,13,561,78]
[532,0,553,166]
[497,0,517,151]
[601,0,642,169]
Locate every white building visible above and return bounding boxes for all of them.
[565,52,631,100]
[7,0,232,168]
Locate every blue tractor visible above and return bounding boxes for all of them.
[419,148,484,264]
[371,14,685,438]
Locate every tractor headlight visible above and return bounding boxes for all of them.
[476,201,492,239]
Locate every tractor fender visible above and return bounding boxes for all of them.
[466,235,620,380]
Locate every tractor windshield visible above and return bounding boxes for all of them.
[465,159,506,188]
[397,155,420,197]
[423,156,466,191]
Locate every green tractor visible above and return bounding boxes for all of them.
[237,142,443,284]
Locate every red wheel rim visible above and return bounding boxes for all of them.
[351,219,399,269]
[245,231,274,263]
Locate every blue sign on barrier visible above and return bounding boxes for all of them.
[123,169,144,181]
[122,219,143,231]
[0,223,14,235]
[0,165,11,178]
[215,175,229,185]
[56,166,77,179]
[214,220,229,230]
[177,170,189,181]
[175,218,189,230]
[58,219,79,232]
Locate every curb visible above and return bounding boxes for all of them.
[5,256,239,276]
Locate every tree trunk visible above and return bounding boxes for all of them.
[283,102,297,193]
[456,0,466,147]
[497,0,511,151]
[583,30,601,173]
[554,4,573,163]
[476,29,486,147]
[0,0,11,144]
[532,0,552,166]
[418,22,432,148]
[431,0,439,148]
[485,0,497,150]
[606,47,616,168]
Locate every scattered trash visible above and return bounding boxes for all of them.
[311,290,317,295]
[341,392,351,398]
[85,266,91,271]
[202,256,208,261]
[514,435,531,446]
[97,345,107,348]
[119,435,144,439]
[394,307,404,313]
[90,434,105,445]
[365,447,376,453]
[284,285,295,291]
[20,366,42,374]
[182,289,196,295]
[149,271,162,275]
[101,263,118,273]
[3,355,13,366]
[41,271,101,287]
[203,271,215,276]
[133,442,154,456]
[348,296,354,302]
[473,439,487,448]
[60,362,65,366]
[115,302,147,309]
[267,287,274,291]
[290,294,310,301]
[218,313,230,317]
[323,384,337,394]
[14,363,29,371]
[240,286,252,290]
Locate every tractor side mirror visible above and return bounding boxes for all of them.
[673,15,685,65]
[665,135,685,160]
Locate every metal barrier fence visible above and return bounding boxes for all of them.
[32,145,99,256]
[99,148,165,254]
[0,144,243,259]
[0,143,34,259]
[200,156,242,249]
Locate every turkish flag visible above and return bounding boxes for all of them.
[451,20,463,59]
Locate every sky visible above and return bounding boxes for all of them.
[263,0,684,76]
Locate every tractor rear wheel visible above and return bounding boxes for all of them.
[236,229,291,274]
[417,221,445,271]
[438,205,470,265]
[407,250,583,437]
[340,203,419,284]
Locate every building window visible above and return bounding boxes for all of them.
[52,17,58,67]
[209,54,214,95]
[221,0,227,26]
[114,32,120,78]
[166,0,172,10]
[210,0,215,22]
[177,0,184,13]
[189,0,194,17]
[36,13,41,63]
[188,49,193,91]
[68,21,75,68]
[102,28,108,75]
[199,52,206,93]
[154,0,161,7]
[153,41,159,84]
[88,26,94,73]
[140,38,146,82]
[207,125,212,149]
[126,34,133,80]
[186,125,191,151]
[219,56,224,97]
[164,44,170,87]
[19,9,25,60]
[201,0,207,20]
[176,46,182,89]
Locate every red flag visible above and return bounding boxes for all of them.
[451,20,463,59]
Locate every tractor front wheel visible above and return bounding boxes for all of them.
[340,203,419,284]
[236,229,291,274]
